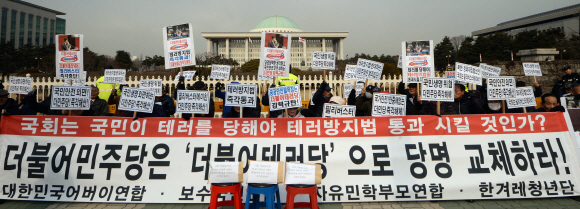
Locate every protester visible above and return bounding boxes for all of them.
[96,65,121,102]
[18,91,39,115]
[277,107,305,118]
[419,101,456,115]
[109,84,129,116]
[449,84,484,114]
[215,81,239,116]
[0,90,20,115]
[535,93,565,112]
[312,81,333,117]
[261,84,284,118]
[182,81,214,119]
[173,75,186,100]
[156,88,176,117]
[329,96,346,105]
[397,82,423,115]
[276,66,299,86]
[347,81,366,116]
[355,85,381,116]
[88,86,109,116]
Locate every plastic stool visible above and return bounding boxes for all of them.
[209,183,244,209]
[284,184,318,209]
[245,184,281,209]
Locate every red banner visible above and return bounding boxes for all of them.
[1,113,567,138]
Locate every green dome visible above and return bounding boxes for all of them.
[251,16,301,31]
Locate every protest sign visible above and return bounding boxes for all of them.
[355,58,383,81]
[268,84,301,111]
[1,112,579,203]
[487,76,516,101]
[224,84,257,107]
[507,86,536,109]
[209,65,231,80]
[258,32,291,80]
[421,78,455,102]
[63,71,87,87]
[209,162,243,183]
[8,77,32,95]
[247,161,283,184]
[343,83,364,99]
[118,87,155,113]
[397,55,402,68]
[455,62,482,85]
[163,23,195,69]
[343,65,364,82]
[55,34,83,80]
[139,79,162,96]
[285,163,321,185]
[174,71,196,81]
[175,90,210,114]
[49,86,91,110]
[104,69,126,84]
[371,93,406,116]
[311,51,336,70]
[445,71,455,79]
[402,40,434,83]
[322,103,356,117]
[479,63,501,78]
[523,62,542,76]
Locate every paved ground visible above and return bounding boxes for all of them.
[0,198,580,209]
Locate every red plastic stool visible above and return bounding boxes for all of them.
[209,183,244,209]
[284,185,318,209]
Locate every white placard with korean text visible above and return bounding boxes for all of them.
[507,86,537,109]
[50,86,91,110]
[268,85,301,111]
[139,79,162,97]
[175,90,210,114]
[371,93,406,116]
[247,161,279,184]
[311,51,336,70]
[523,63,542,76]
[421,78,455,102]
[322,103,356,117]
[258,32,291,80]
[402,40,434,83]
[55,34,83,80]
[163,23,195,69]
[455,62,482,85]
[355,58,383,82]
[487,76,516,101]
[104,69,126,84]
[174,71,196,81]
[224,84,257,107]
[343,83,364,99]
[479,64,501,78]
[8,77,32,95]
[210,65,231,80]
[118,87,156,113]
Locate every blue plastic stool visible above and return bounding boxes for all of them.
[245,184,281,209]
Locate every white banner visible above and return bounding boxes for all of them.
[322,103,356,117]
[402,40,434,83]
[163,23,195,69]
[312,51,336,70]
[63,71,87,87]
[258,32,291,80]
[104,69,126,84]
[50,86,91,110]
[421,78,455,102]
[210,65,231,80]
[371,93,406,116]
[55,34,83,80]
[479,64,501,78]
[224,84,257,107]
[355,58,383,82]
[118,87,155,113]
[343,83,364,99]
[455,62,482,85]
[174,71,196,81]
[139,79,163,96]
[8,77,32,95]
[175,90,210,114]
[523,63,542,77]
[268,85,301,111]
[487,77,516,101]
[0,113,579,203]
[507,86,537,109]
[344,65,364,82]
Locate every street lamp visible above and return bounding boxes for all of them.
[35,57,42,71]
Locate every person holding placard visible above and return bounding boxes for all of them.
[109,84,129,116]
[156,88,176,117]
[96,65,121,102]
[397,82,424,115]
[275,66,299,86]
[215,81,241,117]
[277,107,304,118]
[449,84,484,115]
[356,85,382,116]
[312,81,334,117]
[0,90,20,116]
[535,93,565,112]
[90,86,109,116]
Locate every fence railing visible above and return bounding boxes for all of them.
[4,72,410,103]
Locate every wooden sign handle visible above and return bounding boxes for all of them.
[501,100,506,114]
[323,69,326,82]
[437,101,440,115]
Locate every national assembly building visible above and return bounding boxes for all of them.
[201,16,348,70]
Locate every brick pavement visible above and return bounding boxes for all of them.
[0,198,579,209]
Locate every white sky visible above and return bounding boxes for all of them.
[27,0,580,58]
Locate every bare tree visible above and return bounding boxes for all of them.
[450,35,466,53]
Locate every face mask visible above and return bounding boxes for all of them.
[365,92,372,99]
[488,103,501,111]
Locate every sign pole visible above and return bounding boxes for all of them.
[437,101,441,115]
[240,107,243,118]
[133,111,137,118]
[323,69,327,82]
[501,100,506,114]
[523,107,527,113]
[68,80,73,116]
[533,76,537,83]
[285,109,289,118]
